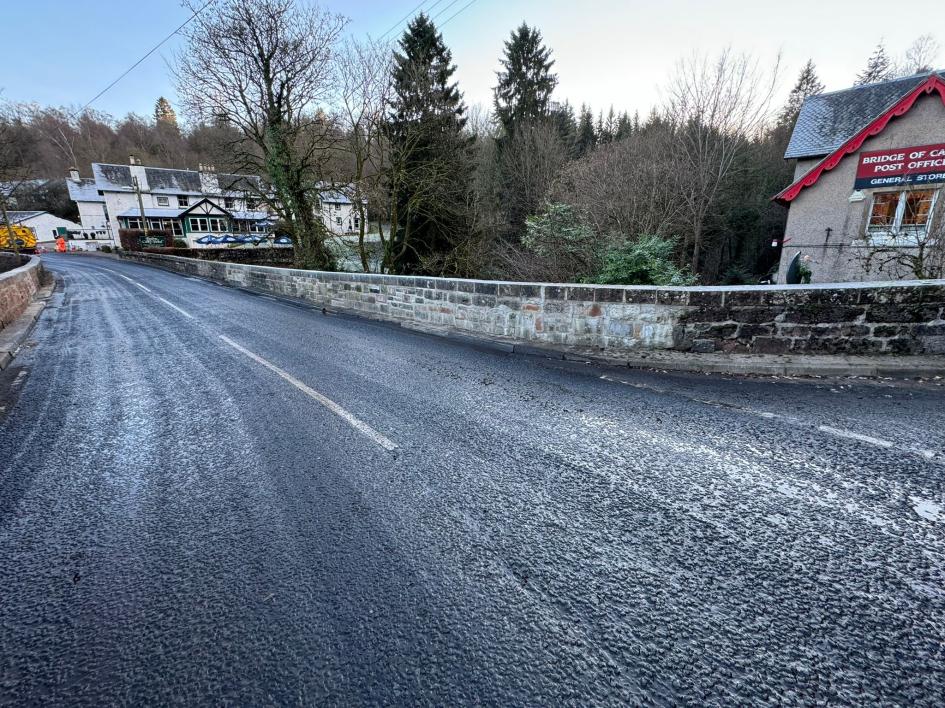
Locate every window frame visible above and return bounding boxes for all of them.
[866,188,939,245]
[189,216,209,232]
[156,195,170,206]
[177,195,190,208]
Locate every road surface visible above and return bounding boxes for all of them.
[1,254,944,705]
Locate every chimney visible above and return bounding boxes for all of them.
[68,167,80,182]
[199,162,218,194]
[129,155,136,165]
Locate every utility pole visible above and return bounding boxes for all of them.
[133,175,149,238]
[0,191,19,256]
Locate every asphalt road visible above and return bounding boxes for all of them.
[1,254,944,705]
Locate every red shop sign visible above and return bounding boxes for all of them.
[855,143,945,189]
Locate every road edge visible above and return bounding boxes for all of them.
[0,280,56,371]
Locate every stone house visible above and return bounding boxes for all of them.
[775,71,945,283]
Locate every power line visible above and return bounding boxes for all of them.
[378,0,446,41]
[75,0,214,116]
[440,0,482,27]
[430,0,463,22]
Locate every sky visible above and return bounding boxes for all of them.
[2,0,942,122]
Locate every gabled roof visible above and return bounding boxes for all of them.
[785,72,940,159]
[775,73,945,205]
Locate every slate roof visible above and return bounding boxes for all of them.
[67,178,104,203]
[785,71,944,159]
[116,207,186,218]
[144,167,202,193]
[89,162,266,195]
[6,210,45,223]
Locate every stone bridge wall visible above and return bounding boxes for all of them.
[121,251,945,356]
[0,254,45,331]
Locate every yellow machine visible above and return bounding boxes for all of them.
[0,224,37,252]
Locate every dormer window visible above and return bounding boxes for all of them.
[224,197,235,210]
[177,195,189,207]
[156,195,169,206]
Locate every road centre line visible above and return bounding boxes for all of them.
[218,335,399,452]
[599,373,941,464]
[156,297,195,319]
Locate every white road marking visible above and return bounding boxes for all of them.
[218,335,398,452]
[599,373,940,463]
[11,371,28,390]
[135,283,152,293]
[817,425,894,449]
[156,297,194,319]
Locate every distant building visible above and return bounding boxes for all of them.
[774,71,945,282]
[67,157,365,249]
[5,210,82,246]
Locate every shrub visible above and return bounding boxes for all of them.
[173,239,188,248]
[99,245,112,253]
[522,202,601,280]
[721,264,752,285]
[590,235,696,286]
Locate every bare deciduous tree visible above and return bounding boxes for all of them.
[859,191,945,280]
[665,49,780,272]
[0,101,36,255]
[337,37,391,271]
[175,0,348,269]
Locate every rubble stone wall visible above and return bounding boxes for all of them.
[121,252,945,356]
[0,254,45,331]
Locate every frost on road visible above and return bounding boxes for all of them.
[1,256,944,705]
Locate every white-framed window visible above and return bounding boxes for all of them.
[177,195,189,207]
[867,188,938,243]
[148,219,163,231]
[224,197,235,210]
[126,217,143,230]
[335,216,342,226]
[189,216,209,232]
[156,195,169,206]
[207,217,226,232]
[171,220,183,236]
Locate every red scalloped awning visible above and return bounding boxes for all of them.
[774,74,945,205]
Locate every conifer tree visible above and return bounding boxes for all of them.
[777,59,825,128]
[154,97,178,127]
[855,42,892,85]
[493,22,557,136]
[387,13,472,275]
[575,104,596,157]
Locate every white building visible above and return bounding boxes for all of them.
[6,210,83,246]
[68,157,366,249]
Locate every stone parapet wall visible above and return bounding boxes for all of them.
[121,252,945,356]
[0,254,45,331]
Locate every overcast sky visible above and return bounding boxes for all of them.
[3,0,941,122]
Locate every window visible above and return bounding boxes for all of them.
[335,216,342,226]
[245,197,258,210]
[868,189,938,241]
[189,217,209,232]
[156,195,169,206]
[126,217,143,230]
[171,221,183,236]
[148,219,163,231]
[207,217,226,232]
[224,197,235,210]
[177,195,189,207]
